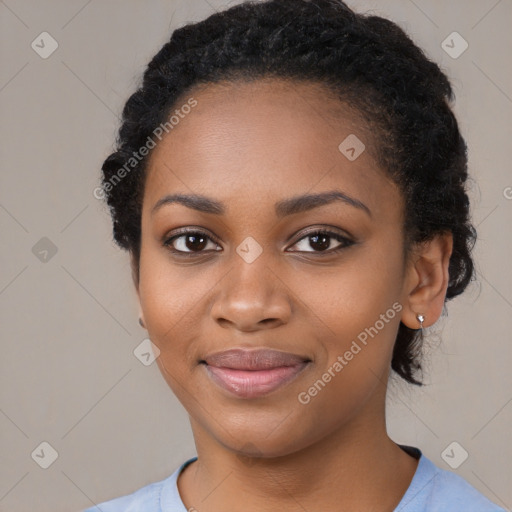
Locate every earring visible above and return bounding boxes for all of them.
[139,317,146,328]
[416,314,425,330]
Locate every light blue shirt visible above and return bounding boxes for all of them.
[83,446,506,511]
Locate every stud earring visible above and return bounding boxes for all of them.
[416,314,425,330]
[139,317,146,328]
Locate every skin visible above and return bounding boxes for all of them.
[132,78,453,512]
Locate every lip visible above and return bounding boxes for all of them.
[201,348,311,399]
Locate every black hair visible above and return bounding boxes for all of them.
[99,0,476,386]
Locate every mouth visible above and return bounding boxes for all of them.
[200,348,312,399]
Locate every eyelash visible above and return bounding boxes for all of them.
[162,227,355,259]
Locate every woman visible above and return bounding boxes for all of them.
[85,0,505,510]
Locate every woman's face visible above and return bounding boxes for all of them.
[136,78,411,457]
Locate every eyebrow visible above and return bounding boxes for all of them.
[150,190,371,218]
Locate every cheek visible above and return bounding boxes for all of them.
[326,274,401,340]
[137,251,205,369]
[291,266,403,436]
[291,243,405,400]
[139,266,204,407]
[299,245,404,339]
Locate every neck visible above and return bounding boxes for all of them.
[178,389,419,512]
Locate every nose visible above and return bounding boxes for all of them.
[210,259,292,332]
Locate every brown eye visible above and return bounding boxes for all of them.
[288,230,354,254]
[164,230,220,255]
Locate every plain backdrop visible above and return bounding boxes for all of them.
[0,1,511,511]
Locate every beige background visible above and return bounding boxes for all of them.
[0,0,511,510]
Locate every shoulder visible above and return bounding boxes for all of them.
[81,457,196,512]
[81,477,166,512]
[397,449,506,512]
[427,462,506,512]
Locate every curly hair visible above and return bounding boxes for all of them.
[99,0,476,386]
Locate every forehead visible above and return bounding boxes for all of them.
[143,78,399,219]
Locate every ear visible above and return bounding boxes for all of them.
[401,232,453,329]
